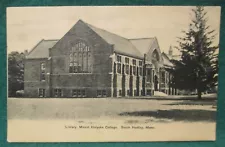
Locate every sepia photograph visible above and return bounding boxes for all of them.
[7,6,221,142]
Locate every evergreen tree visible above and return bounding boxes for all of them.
[173,6,219,99]
[8,51,25,97]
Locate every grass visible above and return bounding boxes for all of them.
[8,97,216,123]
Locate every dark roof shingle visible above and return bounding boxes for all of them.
[129,38,156,56]
[26,39,58,59]
[84,21,143,58]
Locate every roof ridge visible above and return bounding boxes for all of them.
[43,39,59,41]
[84,21,130,41]
[129,37,155,40]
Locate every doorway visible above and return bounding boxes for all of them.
[154,75,158,91]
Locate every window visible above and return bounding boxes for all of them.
[97,90,102,97]
[117,63,121,74]
[77,89,82,97]
[134,90,137,96]
[161,71,165,83]
[152,49,160,61]
[125,57,129,64]
[133,66,136,75]
[72,89,77,97]
[82,89,86,97]
[69,41,91,73]
[147,90,151,96]
[40,63,45,81]
[130,66,133,75]
[119,90,122,96]
[125,65,129,74]
[127,90,130,96]
[124,57,129,75]
[38,88,45,97]
[97,90,107,97]
[146,69,152,82]
[117,55,122,62]
[102,90,106,97]
[132,59,136,65]
[72,89,86,97]
[54,89,62,97]
[117,55,122,74]
[139,61,143,66]
[139,67,143,76]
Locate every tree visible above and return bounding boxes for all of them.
[8,51,25,97]
[173,6,219,99]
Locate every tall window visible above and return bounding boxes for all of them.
[40,63,45,81]
[146,69,152,82]
[125,57,129,74]
[133,66,136,75]
[132,59,136,75]
[139,67,143,76]
[117,55,122,74]
[161,71,165,83]
[69,41,91,73]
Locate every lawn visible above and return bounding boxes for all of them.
[7,97,217,142]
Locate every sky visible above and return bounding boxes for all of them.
[7,6,221,55]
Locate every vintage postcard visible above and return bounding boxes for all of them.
[7,6,221,142]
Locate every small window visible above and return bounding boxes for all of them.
[72,89,86,97]
[132,59,136,65]
[125,57,129,64]
[147,90,151,96]
[127,90,130,96]
[119,90,122,96]
[117,55,122,63]
[102,90,106,97]
[77,89,81,97]
[81,89,86,97]
[54,89,62,97]
[38,88,45,97]
[139,61,143,66]
[97,90,107,97]
[134,90,137,96]
[97,90,102,97]
[72,89,77,97]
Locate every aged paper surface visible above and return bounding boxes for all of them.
[7,6,220,142]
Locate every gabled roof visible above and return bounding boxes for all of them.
[166,53,182,61]
[82,20,143,58]
[129,37,156,55]
[26,39,58,59]
[162,52,174,67]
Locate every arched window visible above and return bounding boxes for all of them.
[152,49,160,61]
[69,41,91,73]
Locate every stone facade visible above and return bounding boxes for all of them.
[24,19,176,98]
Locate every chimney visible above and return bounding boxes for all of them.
[169,46,173,56]
[24,50,28,56]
